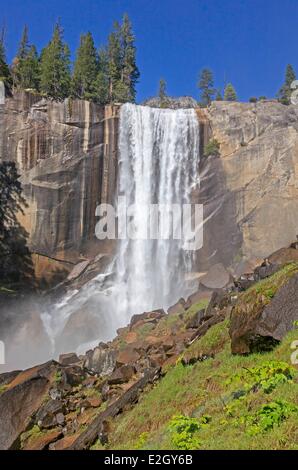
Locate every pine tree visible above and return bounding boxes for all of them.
[0,162,34,286]
[215,89,223,101]
[120,13,139,102]
[107,15,139,103]
[198,68,215,106]
[40,22,71,101]
[158,78,167,102]
[107,22,122,102]
[94,47,109,104]
[224,83,237,101]
[277,64,296,105]
[12,26,40,90]
[0,28,12,90]
[72,32,98,100]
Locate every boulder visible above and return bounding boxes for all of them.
[230,273,298,354]
[200,263,230,289]
[22,428,62,450]
[167,298,186,315]
[35,399,65,429]
[108,365,135,385]
[184,289,213,310]
[67,261,90,282]
[129,309,166,330]
[59,353,80,366]
[84,344,116,376]
[185,309,206,329]
[0,361,57,449]
[0,370,21,387]
[254,263,279,280]
[62,365,85,387]
[205,289,229,316]
[268,247,298,265]
[116,348,141,366]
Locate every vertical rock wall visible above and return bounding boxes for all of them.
[0,91,119,279]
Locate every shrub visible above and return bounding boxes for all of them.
[226,360,295,395]
[167,414,210,450]
[203,139,220,157]
[246,400,298,435]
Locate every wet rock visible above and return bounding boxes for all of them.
[84,344,116,376]
[59,353,80,366]
[200,263,230,289]
[67,261,90,282]
[129,309,166,330]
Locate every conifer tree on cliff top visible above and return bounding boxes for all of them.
[94,47,110,105]
[12,25,40,91]
[40,22,71,100]
[107,14,139,103]
[277,64,296,105]
[224,82,237,101]
[72,31,98,100]
[198,68,215,107]
[0,28,12,89]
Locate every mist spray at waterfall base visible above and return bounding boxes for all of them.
[0,104,201,371]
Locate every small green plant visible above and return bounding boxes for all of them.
[20,425,43,447]
[134,432,149,449]
[167,414,210,450]
[54,370,63,384]
[246,400,298,435]
[293,320,298,329]
[203,139,220,157]
[0,384,8,395]
[226,361,295,395]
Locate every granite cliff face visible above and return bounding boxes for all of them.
[0,93,298,282]
[196,100,298,275]
[0,91,119,281]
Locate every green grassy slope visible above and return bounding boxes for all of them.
[93,265,298,450]
[104,323,298,450]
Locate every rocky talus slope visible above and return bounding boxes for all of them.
[0,241,297,450]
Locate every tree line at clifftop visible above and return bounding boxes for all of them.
[0,14,296,106]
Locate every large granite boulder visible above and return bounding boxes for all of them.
[0,361,57,449]
[230,272,298,354]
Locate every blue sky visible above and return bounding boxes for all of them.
[1,0,298,102]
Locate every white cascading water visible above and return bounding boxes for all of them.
[112,103,200,326]
[42,103,200,355]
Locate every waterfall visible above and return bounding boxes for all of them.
[112,103,200,325]
[41,103,200,356]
